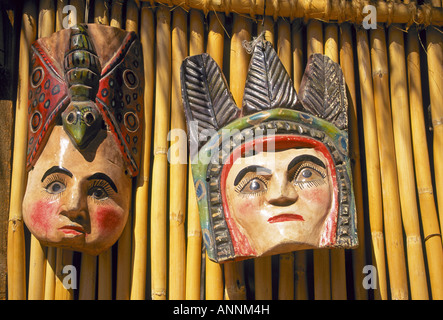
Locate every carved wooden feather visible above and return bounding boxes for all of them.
[181,53,240,155]
[298,53,348,130]
[242,40,298,116]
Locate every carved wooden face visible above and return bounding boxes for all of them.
[23,24,143,255]
[23,126,131,255]
[221,135,337,257]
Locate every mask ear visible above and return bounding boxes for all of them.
[297,53,349,131]
[181,53,240,158]
[241,40,299,116]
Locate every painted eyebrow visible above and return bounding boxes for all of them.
[234,165,272,186]
[87,172,118,193]
[287,154,326,172]
[41,166,73,182]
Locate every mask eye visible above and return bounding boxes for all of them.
[84,112,95,126]
[237,177,268,196]
[295,167,324,182]
[45,181,66,194]
[88,186,108,200]
[66,111,76,124]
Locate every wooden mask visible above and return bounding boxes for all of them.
[181,40,357,263]
[23,24,144,255]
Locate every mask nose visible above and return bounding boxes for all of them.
[266,174,299,207]
[60,187,89,227]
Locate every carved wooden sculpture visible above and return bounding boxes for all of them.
[181,40,357,263]
[23,24,144,255]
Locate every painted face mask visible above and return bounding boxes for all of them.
[181,39,357,263]
[23,24,143,255]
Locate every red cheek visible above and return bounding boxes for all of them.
[300,187,329,204]
[95,205,124,235]
[29,200,59,234]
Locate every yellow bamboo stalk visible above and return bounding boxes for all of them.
[276,17,294,301]
[324,22,347,301]
[257,16,274,45]
[204,11,225,300]
[54,249,74,300]
[407,27,443,300]
[206,12,225,70]
[44,247,56,300]
[98,248,112,300]
[110,0,124,28]
[150,6,171,300]
[27,0,55,300]
[254,256,273,300]
[125,0,139,32]
[149,0,443,26]
[7,0,37,300]
[69,0,85,24]
[169,7,188,300]
[28,236,46,300]
[307,19,331,301]
[388,25,429,300]
[185,9,204,301]
[130,3,155,300]
[38,0,55,38]
[370,26,408,300]
[426,26,443,237]
[221,12,252,301]
[115,0,140,300]
[292,19,308,300]
[79,254,97,300]
[355,28,387,300]
[55,0,68,32]
[339,23,368,301]
[93,0,110,25]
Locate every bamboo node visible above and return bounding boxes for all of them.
[170,210,185,224]
[406,235,422,245]
[424,233,441,242]
[187,230,202,238]
[432,117,443,128]
[154,147,168,155]
[417,187,433,195]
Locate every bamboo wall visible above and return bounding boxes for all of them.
[2,0,443,300]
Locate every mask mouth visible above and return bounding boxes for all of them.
[267,214,304,223]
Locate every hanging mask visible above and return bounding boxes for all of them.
[23,24,144,255]
[181,39,357,263]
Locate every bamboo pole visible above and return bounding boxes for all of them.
[54,249,74,300]
[130,3,155,300]
[110,0,124,29]
[407,27,443,300]
[150,5,171,300]
[307,19,331,301]
[169,7,188,300]
[7,0,37,300]
[69,0,85,24]
[388,25,429,300]
[55,0,68,32]
[291,19,308,300]
[254,256,273,300]
[426,25,443,237]
[222,12,252,301]
[339,23,368,301]
[204,11,225,300]
[185,9,204,301]
[324,22,347,301]
[115,0,140,300]
[28,237,46,300]
[370,26,408,300]
[78,254,97,300]
[276,17,294,301]
[148,0,443,26]
[93,0,110,25]
[355,27,387,300]
[257,16,274,45]
[27,0,56,300]
[44,247,56,300]
[98,249,112,300]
